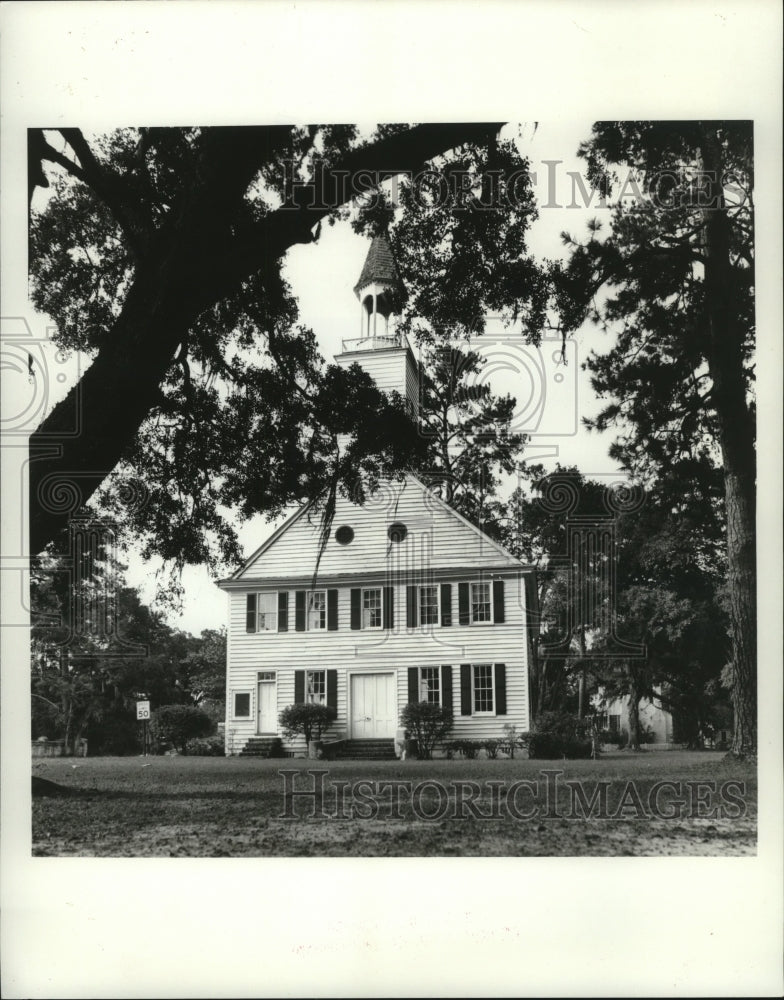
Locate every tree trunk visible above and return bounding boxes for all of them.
[29,123,504,554]
[698,131,757,758]
[627,667,641,751]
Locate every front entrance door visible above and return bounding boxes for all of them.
[257,672,277,734]
[350,673,396,739]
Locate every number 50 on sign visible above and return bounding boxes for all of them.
[136,701,151,720]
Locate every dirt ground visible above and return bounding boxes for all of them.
[31,750,756,857]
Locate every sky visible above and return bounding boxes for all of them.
[26,121,628,636]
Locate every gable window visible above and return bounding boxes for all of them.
[419,585,439,626]
[307,590,326,631]
[307,669,326,705]
[470,582,492,624]
[362,588,382,629]
[472,663,494,713]
[232,690,252,719]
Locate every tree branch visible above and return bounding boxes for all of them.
[58,128,151,256]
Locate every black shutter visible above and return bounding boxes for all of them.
[458,582,470,625]
[327,589,338,631]
[295,590,306,631]
[460,663,472,715]
[406,586,418,628]
[294,670,305,704]
[383,586,394,629]
[327,670,338,710]
[495,663,507,714]
[277,591,288,632]
[442,665,453,712]
[350,589,361,630]
[493,580,505,624]
[246,593,256,633]
[440,584,452,626]
[408,667,419,704]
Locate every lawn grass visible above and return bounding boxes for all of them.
[31,750,756,857]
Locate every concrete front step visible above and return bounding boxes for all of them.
[239,738,280,758]
[339,739,397,760]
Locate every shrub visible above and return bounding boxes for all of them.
[527,711,592,760]
[599,728,624,746]
[528,732,592,760]
[185,734,225,756]
[150,704,213,754]
[279,703,337,744]
[445,738,483,759]
[484,740,500,759]
[399,701,453,760]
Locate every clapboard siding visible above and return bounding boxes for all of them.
[225,575,530,753]
[335,348,408,396]
[238,475,520,580]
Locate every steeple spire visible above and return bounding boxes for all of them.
[353,232,406,342]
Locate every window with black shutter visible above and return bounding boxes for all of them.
[440,584,452,626]
[278,591,289,631]
[350,589,361,630]
[246,593,256,633]
[327,589,338,631]
[493,580,505,624]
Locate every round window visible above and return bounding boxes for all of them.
[335,525,354,545]
[388,521,408,543]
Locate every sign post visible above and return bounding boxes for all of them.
[136,700,151,756]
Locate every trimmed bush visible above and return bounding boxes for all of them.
[528,732,592,759]
[279,703,337,744]
[399,701,453,760]
[185,734,225,756]
[527,711,592,760]
[150,704,213,755]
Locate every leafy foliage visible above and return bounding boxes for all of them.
[150,704,213,754]
[553,121,755,755]
[399,701,454,760]
[28,124,513,570]
[278,703,337,743]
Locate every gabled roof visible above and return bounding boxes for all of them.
[353,234,405,297]
[218,474,531,588]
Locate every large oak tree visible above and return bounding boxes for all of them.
[28,123,515,565]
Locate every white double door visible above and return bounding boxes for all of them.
[350,672,396,739]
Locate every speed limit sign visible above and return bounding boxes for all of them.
[136,700,151,720]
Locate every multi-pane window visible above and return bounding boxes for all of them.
[362,588,382,629]
[470,582,492,624]
[420,666,441,705]
[307,590,326,631]
[419,585,439,626]
[472,663,494,713]
[307,670,326,705]
[257,593,278,631]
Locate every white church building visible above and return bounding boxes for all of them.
[217,236,536,757]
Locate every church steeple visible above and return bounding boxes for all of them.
[353,232,406,343]
[334,233,419,416]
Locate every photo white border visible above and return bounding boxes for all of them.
[1,2,782,997]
